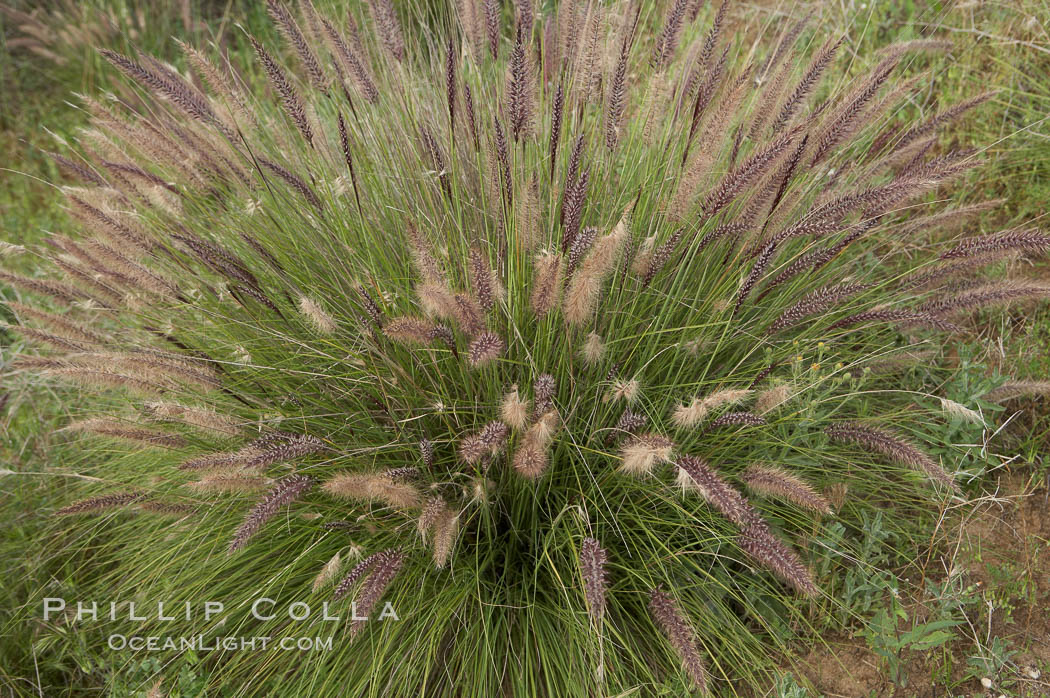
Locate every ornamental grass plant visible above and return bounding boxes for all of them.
[2,0,1048,694]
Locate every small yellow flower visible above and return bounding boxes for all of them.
[817,341,825,349]
[810,363,821,372]
[795,354,804,362]
[835,362,844,370]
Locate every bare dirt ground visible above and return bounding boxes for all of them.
[799,471,1050,697]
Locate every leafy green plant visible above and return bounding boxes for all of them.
[856,576,967,688]
[1,0,1046,695]
[966,636,1019,689]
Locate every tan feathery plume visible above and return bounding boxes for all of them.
[674,68,749,215]
[419,438,435,469]
[430,506,459,568]
[46,256,121,307]
[229,475,315,552]
[573,2,604,103]
[706,412,767,430]
[332,549,388,600]
[469,246,495,311]
[458,434,487,465]
[895,199,1004,238]
[185,475,268,493]
[921,281,1050,317]
[405,225,443,284]
[0,241,26,257]
[266,0,326,90]
[248,36,313,146]
[512,410,559,479]
[452,293,484,335]
[299,296,337,334]
[0,270,87,306]
[417,495,445,536]
[648,588,708,692]
[604,25,630,150]
[506,31,535,141]
[515,178,543,252]
[323,471,421,509]
[605,409,647,445]
[676,455,757,527]
[825,483,849,512]
[5,302,107,346]
[418,497,459,567]
[64,193,140,240]
[825,422,957,491]
[606,378,639,404]
[369,0,405,62]
[3,325,89,352]
[982,380,1050,402]
[312,552,342,592]
[181,432,318,473]
[176,39,253,130]
[672,388,752,428]
[767,282,870,334]
[81,240,177,299]
[755,383,792,415]
[619,432,674,476]
[939,398,984,425]
[579,537,608,624]
[97,49,227,138]
[96,498,187,517]
[417,282,459,320]
[179,446,264,471]
[563,209,628,326]
[640,228,683,288]
[501,385,530,430]
[318,15,378,103]
[349,548,405,637]
[55,492,144,516]
[143,402,241,436]
[468,332,504,367]
[241,432,325,470]
[459,421,509,464]
[66,418,186,449]
[739,521,818,596]
[742,464,831,514]
[530,251,563,316]
[43,352,220,391]
[939,228,1050,261]
[534,373,557,413]
[771,37,842,133]
[384,317,435,345]
[580,332,604,365]
[353,285,384,329]
[630,235,656,276]
[39,366,166,395]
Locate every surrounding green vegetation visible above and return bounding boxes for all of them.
[1,1,1048,696]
